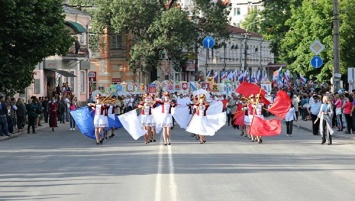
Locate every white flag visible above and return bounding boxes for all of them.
[118,110,146,140]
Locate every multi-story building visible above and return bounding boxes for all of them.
[197,25,274,81]
[229,0,263,28]
[26,5,91,104]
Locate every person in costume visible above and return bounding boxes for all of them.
[106,97,118,139]
[138,94,157,144]
[88,94,108,145]
[186,95,197,138]
[253,94,265,144]
[150,93,157,142]
[48,97,58,132]
[243,95,254,141]
[186,94,211,144]
[234,95,246,136]
[155,91,176,145]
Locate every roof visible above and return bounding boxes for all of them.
[62,5,90,16]
[228,25,263,38]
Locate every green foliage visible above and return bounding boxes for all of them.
[280,0,355,82]
[90,0,230,74]
[241,9,261,32]
[0,0,72,95]
[258,0,302,60]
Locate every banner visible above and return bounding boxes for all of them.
[148,84,157,94]
[127,83,134,92]
[181,81,189,93]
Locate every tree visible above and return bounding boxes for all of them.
[258,0,302,61]
[281,0,355,82]
[241,8,261,32]
[0,0,72,95]
[90,0,230,77]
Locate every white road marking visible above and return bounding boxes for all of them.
[168,145,177,201]
[155,140,163,201]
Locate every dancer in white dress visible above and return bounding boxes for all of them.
[186,94,210,144]
[138,94,156,144]
[156,91,176,145]
[88,94,108,145]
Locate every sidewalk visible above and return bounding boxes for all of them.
[0,125,47,142]
[292,119,355,140]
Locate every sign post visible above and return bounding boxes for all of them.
[202,37,215,81]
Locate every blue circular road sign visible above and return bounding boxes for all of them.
[203,37,215,49]
[310,56,323,68]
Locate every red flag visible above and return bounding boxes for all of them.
[267,90,291,119]
[233,108,245,126]
[236,82,266,97]
[249,116,281,136]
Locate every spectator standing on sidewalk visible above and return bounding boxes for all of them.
[69,99,77,131]
[343,96,354,134]
[334,94,344,131]
[307,95,321,135]
[48,97,58,132]
[300,96,309,120]
[16,98,26,133]
[8,98,18,134]
[26,99,37,134]
[58,97,66,124]
[0,96,10,136]
[42,97,49,123]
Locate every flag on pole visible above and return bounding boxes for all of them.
[213,71,219,83]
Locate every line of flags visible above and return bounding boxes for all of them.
[205,69,270,84]
[272,66,308,88]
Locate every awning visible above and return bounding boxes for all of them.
[53,70,76,77]
[65,21,86,33]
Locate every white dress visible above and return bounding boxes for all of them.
[186,104,226,136]
[93,104,108,127]
[140,106,156,127]
[161,101,173,127]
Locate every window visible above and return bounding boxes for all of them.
[110,34,123,49]
[237,8,241,15]
[80,71,85,93]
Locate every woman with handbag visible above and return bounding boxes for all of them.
[334,94,343,131]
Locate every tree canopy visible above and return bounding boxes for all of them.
[90,0,230,74]
[243,0,355,82]
[0,0,72,95]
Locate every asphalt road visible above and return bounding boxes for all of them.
[1,123,355,201]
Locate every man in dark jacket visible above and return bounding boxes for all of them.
[0,96,10,136]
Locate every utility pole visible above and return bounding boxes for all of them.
[243,34,248,72]
[333,0,340,91]
[194,40,199,81]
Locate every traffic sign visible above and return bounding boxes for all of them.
[203,37,215,49]
[310,56,323,68]
[310,40,325,55]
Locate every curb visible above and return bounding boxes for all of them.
[292,122,355,140]
[0,126,47,142]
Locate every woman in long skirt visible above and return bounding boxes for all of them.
[48,97,58,132]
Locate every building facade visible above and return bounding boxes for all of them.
[229,0,263,27]
[25,5,91,104]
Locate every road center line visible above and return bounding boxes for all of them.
[155,138,163,201]
[168,145,177,201]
